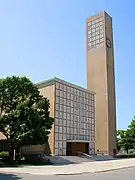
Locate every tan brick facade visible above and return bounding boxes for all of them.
[86,11,116,154]
[39,84,55,155]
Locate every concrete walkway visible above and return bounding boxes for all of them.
[0,158,135,175]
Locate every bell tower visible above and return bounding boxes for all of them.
[86,11,116,154]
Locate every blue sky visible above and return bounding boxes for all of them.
[0,0,135,130]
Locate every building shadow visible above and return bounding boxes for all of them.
[0,173,22,180]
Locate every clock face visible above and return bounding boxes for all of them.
[106,38,111,48]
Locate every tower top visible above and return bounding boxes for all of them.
[86,11,112,23]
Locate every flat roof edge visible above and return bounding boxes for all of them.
[36,77,95,95]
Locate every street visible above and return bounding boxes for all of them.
[0,167,135,180]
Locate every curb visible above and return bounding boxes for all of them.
[94,166,135,173]
[53,166,135,175]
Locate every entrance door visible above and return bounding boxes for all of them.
[66,142,89,156]
[85,143,89,154]
[66,142,72,155]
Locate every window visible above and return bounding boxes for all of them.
[96,39,100,43]
[92,24,96,28]
[92,21,96,25]
[88,34,91,38]
[60,97,63,104]
[55,104,59,111]
[55,125,58,132]
[100,29,104,34]
[67,100,70,106]
[71,101,73,107]
[71,87,73,93]
[55,141,58,149]
[92,137,94,141]
[67,93,70,99]
[60,84,63,90]
[63,141,66,148]
[63,119,66,126]
[56,96,59,104]
[63,91,66,98]
[71,114,73,121]
[67,106,70,113]
[88,30,91,34]
[67,86,70,93]
[59,135,62,141]
[96,35,100,40]
[88,42,92,47]
[96,22,100,27]
[59,126,63,133]
[59,112,62,119]
[64,85,66,92]
[63,112,66,119]
[71,107,73,114]
[74,102,77,109]
[56,90,59,96]
[100,38,104,42]
[55,111,59,117]
[74,115,77,121]
[56,82,59,89]
[88,26,90,31]
[88,38,90,43]
[100,25,104,30]
[96,27,100,31]
[67,113,70,120]
[55,134,58,141]
[71,94,73,100]
[60,90,63,97]
[67,128,70,133]
[63,105,66,112]
[100,33,104,38]
[92,36,96,41]
[71,121,73,127]
[63,135,66,141]
[74,121,77,127]
[74,88,77,94]
[92,131,95,136]
[99,21,103,26]
[91,143,95,148]
[59,119,63,126]
[95,31,100,36]
[63,98,66,105]
[59,104,62,111]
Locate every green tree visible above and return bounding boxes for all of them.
[128,117,135,149]
[117,129,134,154]
[117,130,125,151]
[0,76,54,161]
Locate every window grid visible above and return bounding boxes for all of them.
[54,82,95,155]
[87,16,104,50]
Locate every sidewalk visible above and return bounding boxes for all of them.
[0,158,135,175]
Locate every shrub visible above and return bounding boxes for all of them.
[0,151,9,158]
[116,154,135,159]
